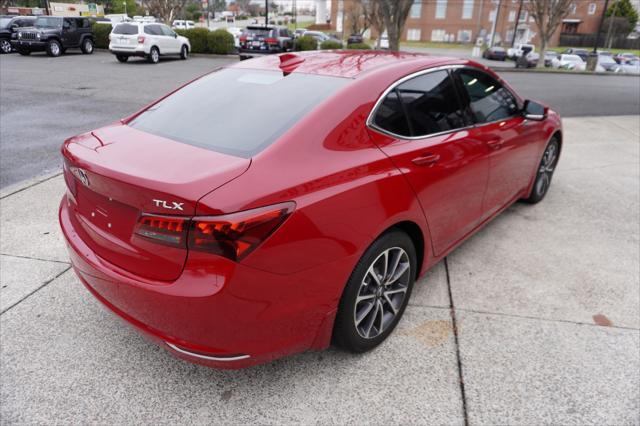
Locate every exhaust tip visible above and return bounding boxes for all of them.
[165,342,250,362]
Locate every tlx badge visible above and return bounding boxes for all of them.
[152,199,185,211]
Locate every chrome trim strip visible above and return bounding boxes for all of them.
[165,342,250,362]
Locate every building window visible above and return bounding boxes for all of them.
[407,28,421,41]
[508,11,516,22]
[569,3,577,14]
[505,29,514,42]
[435,0,447,19]
[588,3,597,14]
[431,29,446,41]
[462,0,474,19]
[410,0,422,18]
[458,29,472,42]
[519,11,528,22]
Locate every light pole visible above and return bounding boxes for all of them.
[123,1,127,17]
[511,0,523,48]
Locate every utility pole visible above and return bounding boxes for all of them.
[489,0,503,47]
[293,0,297,30]
[265,0,269,25]
[606,0,619,48]
[592,0,611,53]
[511,0,523,47]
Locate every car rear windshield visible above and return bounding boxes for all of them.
[246,28,273,37]
[129,68,349,158]
[113,23,139,35]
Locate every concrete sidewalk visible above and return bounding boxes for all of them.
[1,116,638,425]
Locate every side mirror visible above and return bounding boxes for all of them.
[174,33,178,38]
[523,99,547,121]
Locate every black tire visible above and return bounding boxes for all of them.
[18,48,30,56]
[0,39,12,54]
[180,44,188,60]
[523,137,560,204]
[81,38,94,54]
[333,229,417,353]
[46,39,62,57]
[116,54,129,63]
[147,46,159,64]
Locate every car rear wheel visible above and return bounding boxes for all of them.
[46,40,62,57]
[524,137,559,204]
[81,38,94,54]
[0,39,11,54]
[180,45,188,60]
[116,54,129,63]
[333,229,417,353]
[147,46,159,64]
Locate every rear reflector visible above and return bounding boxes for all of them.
[137,36,145,44]
[133,202,295,261]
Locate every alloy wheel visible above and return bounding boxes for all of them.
[0,40,11,54]
[535,141,558,197]
[353,247,410,339]
[50,42,60,56]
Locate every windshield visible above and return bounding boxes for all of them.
[0,18,12,28]
[130,68,349,158]
[35,17,62,29]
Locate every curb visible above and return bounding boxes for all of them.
[0,170,63,200]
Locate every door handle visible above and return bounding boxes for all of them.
[486,137,505,149]
[412,153,440,166]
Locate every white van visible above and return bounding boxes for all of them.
[172,20,195,30]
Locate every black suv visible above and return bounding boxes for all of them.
[12,16,94,57]
[239,26,293,60]
[0,15,36,54]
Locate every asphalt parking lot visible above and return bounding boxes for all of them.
[1,51,639,424]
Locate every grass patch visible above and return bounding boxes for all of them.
[287,21,314,31]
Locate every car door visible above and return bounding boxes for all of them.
[367,68,489,256]
[146,24,165,52]
[452,67,543,218]
[62,18,79,46]
[160,25,179,53]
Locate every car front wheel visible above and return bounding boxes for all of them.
[333,229,417,353]
[46,39,62,57]
[524,137,559,204]
[0,39,11,54]
[180,44,188,60]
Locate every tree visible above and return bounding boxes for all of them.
[142,0,190,23]
[526,0,573,68]
[604,16,632,47]
[372,0,413,51]
[108,0,139,16]
[605,0,639,28]
[234,0,251,14]
[184,2,202,21]
[208,0,226,14]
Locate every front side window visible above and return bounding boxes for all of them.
[130,69,349,158]
[372,70,468,138]
[160,25,175,37]
[455,69,519,124]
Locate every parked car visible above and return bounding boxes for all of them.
[347,33,364,46]
[226,26,244,48]
[59,51,562,369]
[482,46,507,61]
[172,20,194,30]
[293,28,306,38]
[614,52,639,64]
[12,16,94,57]
[619,59,640,75]
[507,43,535,59]
[515,46,538,68]
[0,15,36,54]
[301,30,332,43]
[238,26,293,60]
[598,53,621,72]
[551,53,586,71]
[561,48,589,62]
[378,31,389,49]
[108,22,190,64]
[543,51,558,67]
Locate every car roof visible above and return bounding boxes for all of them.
[231,50,466,79]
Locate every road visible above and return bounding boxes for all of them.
[1,50,639,188]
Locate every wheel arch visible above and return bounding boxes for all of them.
[385,221,425,277]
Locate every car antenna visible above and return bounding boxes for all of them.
[279,53,305,76]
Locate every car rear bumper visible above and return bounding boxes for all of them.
[11,40,46,51]
[59,195,342,369]
[238,47,284,57]
[109,44,147,57]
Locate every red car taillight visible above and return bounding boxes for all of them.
[189,202,295,261]
[265,37,278,45]
[137,36,145,44]
[133,202,295,261]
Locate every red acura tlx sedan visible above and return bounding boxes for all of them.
[59,51,562,369]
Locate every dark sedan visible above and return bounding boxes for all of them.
[482,46,507,61]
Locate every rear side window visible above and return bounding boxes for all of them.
[129,69,349,158]
[372,70,468,138]
[455,68,519,123]
[144,25,162,36]
[113,24,139,35]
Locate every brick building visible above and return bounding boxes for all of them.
[330,0,607,47]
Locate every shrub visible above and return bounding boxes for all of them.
[320,40,343,50]
[207,29,235,54]
[175,27,210,53]
[294,35,318,51]
[346,42,371,50]
[91,23,111,49]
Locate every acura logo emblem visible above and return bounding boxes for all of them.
[70,167,90,187]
